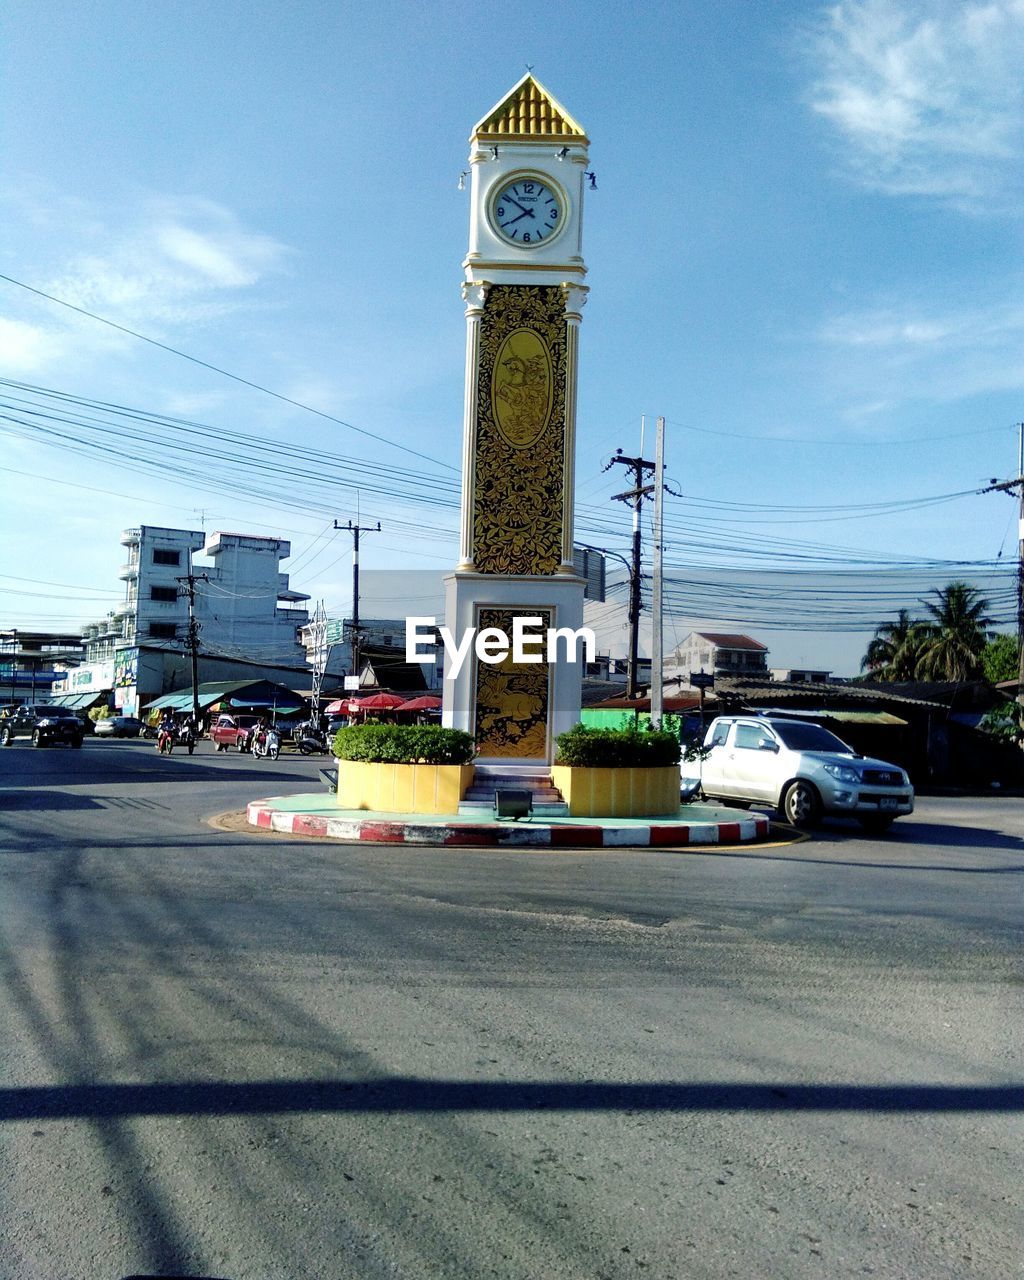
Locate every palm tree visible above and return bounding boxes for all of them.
[861,609,927,681]
[914,582,994,681]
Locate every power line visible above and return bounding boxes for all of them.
[0,275,456,473]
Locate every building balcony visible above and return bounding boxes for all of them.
[120,528,141,547]
[118,562,139,581]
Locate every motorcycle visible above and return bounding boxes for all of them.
[156,725,175,754]
[295,721,328,755]
[251,724,281,761]
[176,722,197,755]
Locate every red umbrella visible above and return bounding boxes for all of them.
[395,695,443,712]
[350,692,407,712]
[324,699,349,715]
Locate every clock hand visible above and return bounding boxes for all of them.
[504,196,530,214]
[508,208,537,225]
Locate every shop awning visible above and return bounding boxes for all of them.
[49,691,104,710]
[146,680,307,714]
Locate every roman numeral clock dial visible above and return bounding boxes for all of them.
[491,177,562,246]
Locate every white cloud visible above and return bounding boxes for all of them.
[0,317,63,373]
[820,297,1024,406]
[808,0,1024,207]
[0,194,293,382]
[49,197,292,323]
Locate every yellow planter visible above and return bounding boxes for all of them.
[337,760,475,815]
[551,764,680,817]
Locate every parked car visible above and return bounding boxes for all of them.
[683,714,914,832]
[94,715,145,738]
[0,703,85,748]
[209,713,260,752]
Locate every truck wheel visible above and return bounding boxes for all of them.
[781,780,821,828]
[32,729,43,748]
[0,727,11,746]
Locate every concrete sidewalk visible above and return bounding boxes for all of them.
[246,794,771,848]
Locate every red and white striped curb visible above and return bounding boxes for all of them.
[246,799,770,847]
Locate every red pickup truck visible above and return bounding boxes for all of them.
[209,714,260,752]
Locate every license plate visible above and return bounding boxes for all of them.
[880,797,899,810]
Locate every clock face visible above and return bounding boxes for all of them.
[491,177,563,247]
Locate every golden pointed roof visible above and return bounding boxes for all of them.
[471,74,589,143]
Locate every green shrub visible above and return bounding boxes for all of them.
[333,723,475,765]
[89,705,114,722]
[980,703,1023,744]
[554,724,681,768]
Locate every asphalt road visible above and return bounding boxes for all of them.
[1,738,1021,1280]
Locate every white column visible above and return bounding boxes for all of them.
[558,283,589,573]
[458,281,489,570]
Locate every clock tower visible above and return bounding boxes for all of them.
[443,74,590,765]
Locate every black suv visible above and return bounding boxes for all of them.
[0,703,85,748]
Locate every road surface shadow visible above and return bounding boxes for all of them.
[0,790,104,812]
[3,1078,1022,1121]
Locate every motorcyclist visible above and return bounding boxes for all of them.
[252,716,268,753]
[157,709,176,751]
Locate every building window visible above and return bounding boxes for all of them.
[152,549,180,566]
[149,622,178,640]
[150,586,178,603]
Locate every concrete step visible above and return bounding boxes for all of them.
[460,783,560,793]
[461,767,567,818]
[458,799,569,817]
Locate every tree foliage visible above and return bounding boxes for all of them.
[982,633,1020,684]
[860,609,927,681]
[862,583,996,683]
[914,582,994,681]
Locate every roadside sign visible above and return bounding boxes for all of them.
[343,675,361,691]
[690,671,715,689]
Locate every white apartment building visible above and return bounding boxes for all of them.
[57,526,311,715]
[665,631,770,682]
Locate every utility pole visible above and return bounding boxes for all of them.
[650,417,666,727]
[176,560,209,728]
[333,517,380,688]
[306,599,331,719]
[609,447,656,699]
[982,423,1024,705]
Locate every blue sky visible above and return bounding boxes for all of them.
[1,0,1022,675]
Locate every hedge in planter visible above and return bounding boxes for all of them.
[554,724,680,768]
[553,724,681,817]
[333,723,475,765]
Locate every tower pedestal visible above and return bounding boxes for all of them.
[442,571,585,766]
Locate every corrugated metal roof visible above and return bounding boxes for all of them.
[690,633,768,651]
[146,680,305,712]
[758,708,908,726]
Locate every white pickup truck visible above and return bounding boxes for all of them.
[683,714,914,832]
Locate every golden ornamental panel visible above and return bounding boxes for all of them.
[474,285,566,575]
[473,608,551,758]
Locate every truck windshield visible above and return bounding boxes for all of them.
[772,722,852,753]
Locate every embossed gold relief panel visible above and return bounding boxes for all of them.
[474,608,551,758]
[474,285,566,574]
